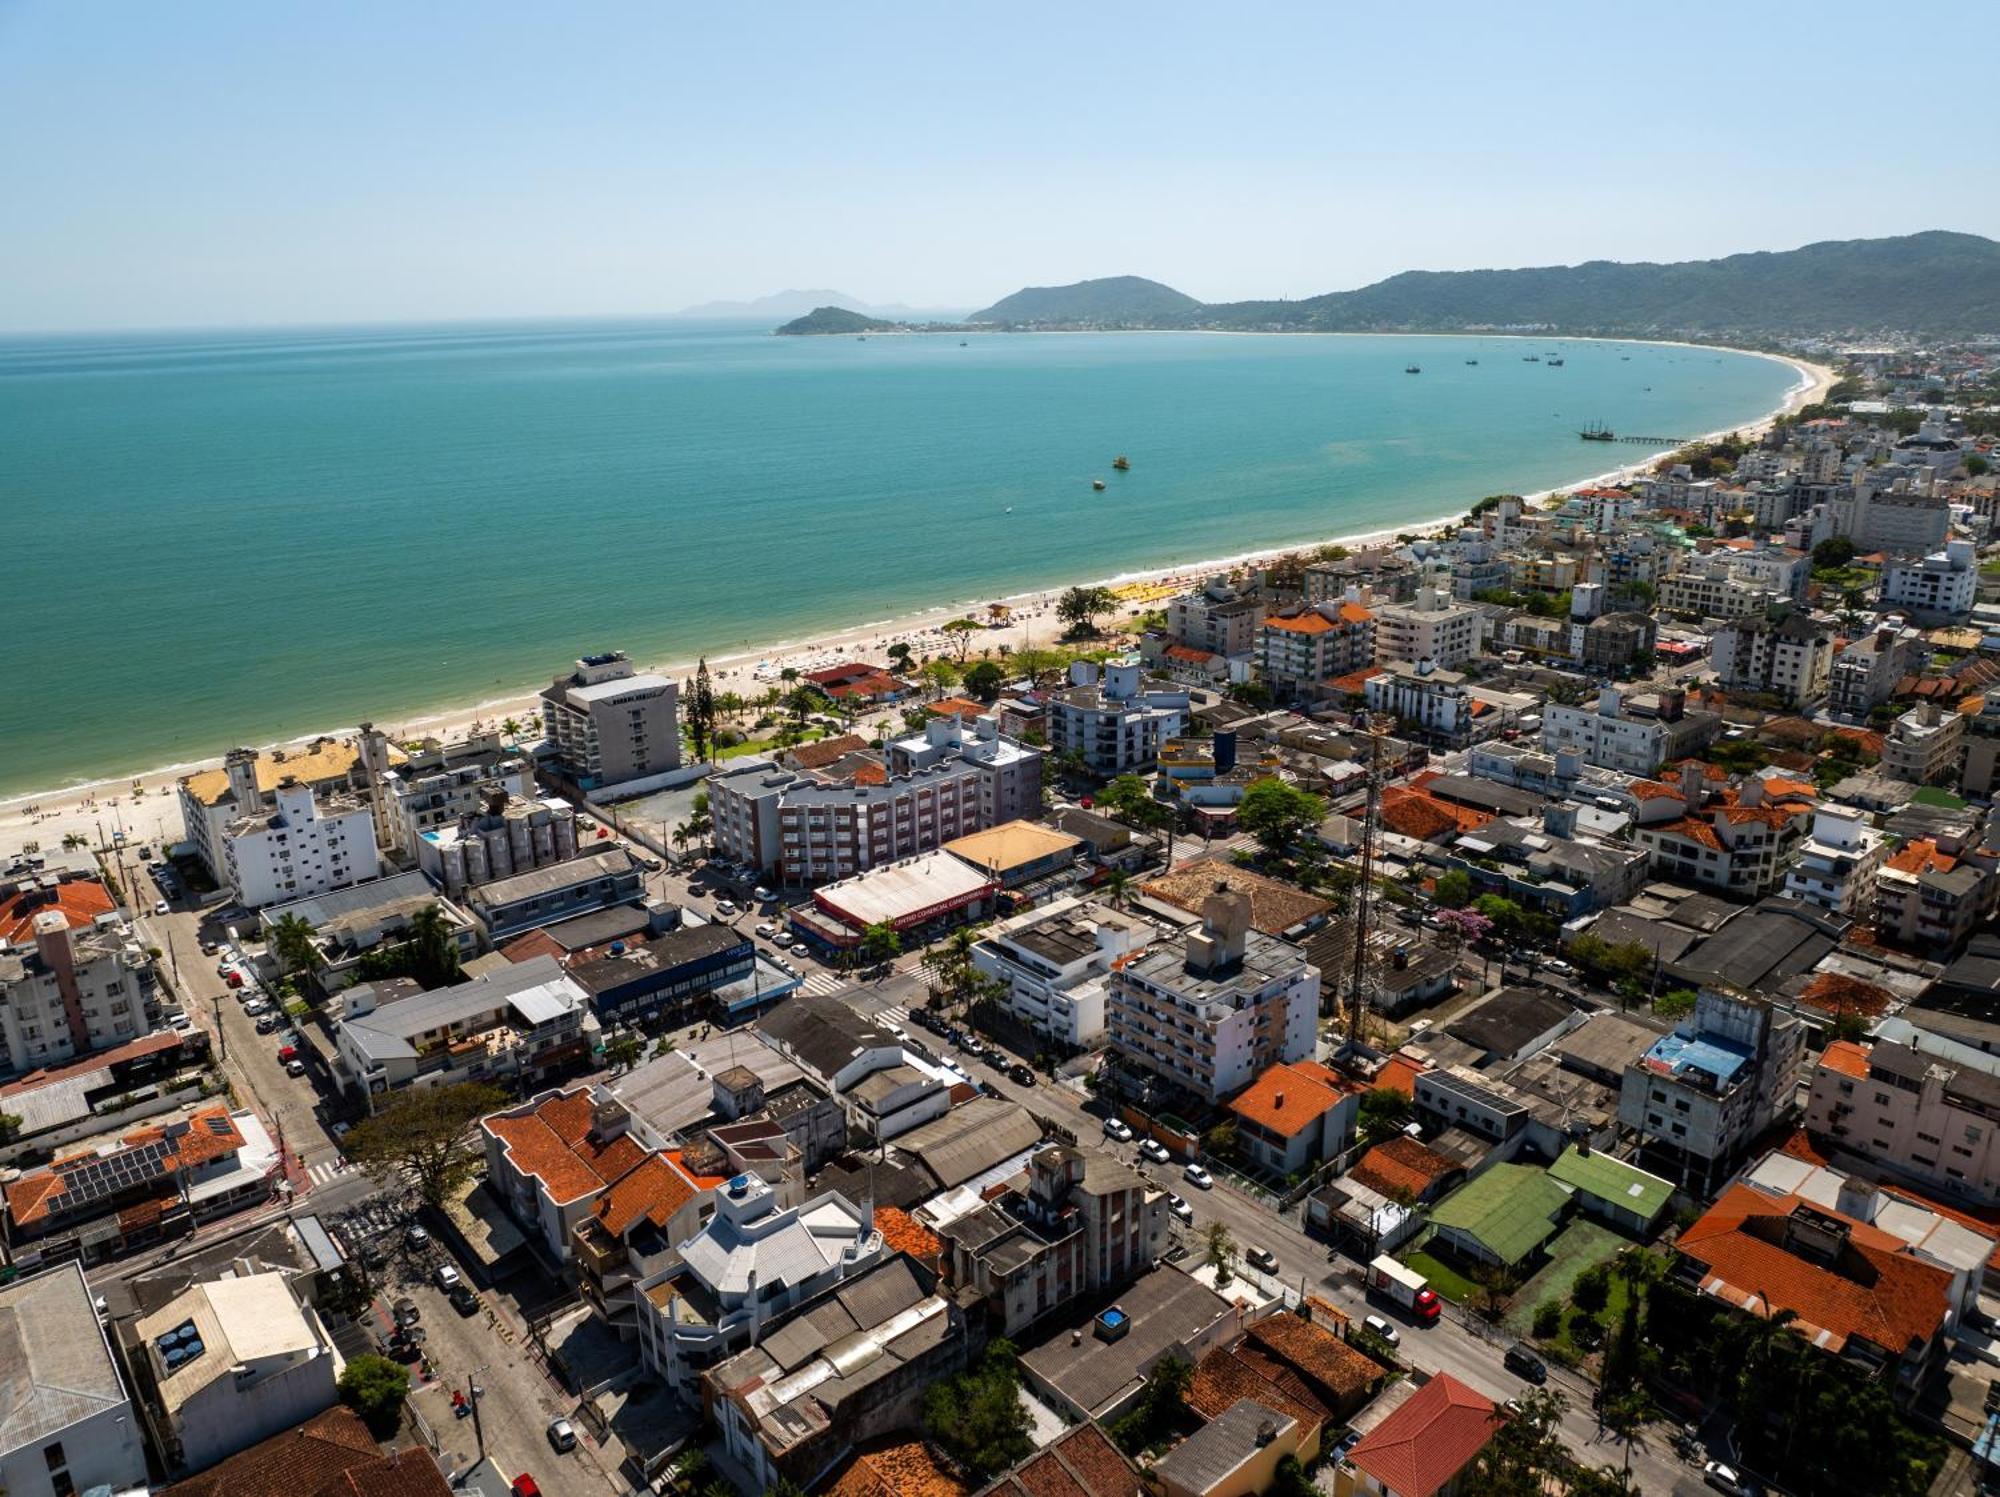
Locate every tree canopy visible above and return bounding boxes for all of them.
[337,1354,411,1436]
[1236,778,1326,856]
[343,1081,509,1207]
[922,1339,1034,1479]
[1057,585,1118,636]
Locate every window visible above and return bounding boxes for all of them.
[45,1443,73,1497]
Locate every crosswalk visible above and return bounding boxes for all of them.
[798,971,850,997]
[873,1005,913,1030]
[305,1157,353,1187]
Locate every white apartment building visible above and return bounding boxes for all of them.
[177,737,379,885]
[416,792,579,896]
[1371,583,1481,668]
[1364,659,1472,746]
[540,650,681,792]
[1881,702,1966,787]
[370,726,535,862]
[1837,482,1952,557]
[1828,621,1928,722]
[1046,662,1190,776]
[1542,686,1673,776]
[216,771,378,911]
[1618,987,1806,1193]
[1807,1017,2000,1205]
[1255,601,1374,698]
[1168,576,1264,658]
[970,897,1148,1047]
[134,1272,339,1474]
[1106,884,1319,1105]
[1880,539,1978,622]
[636,1174,882,1395]
[1657,562,1783,621]
[708,717,1040,884]
[1784,807,1888,918]
[0,903,160,1078]
[1708,614,1833,707]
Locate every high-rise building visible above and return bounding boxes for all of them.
[540,650,681,791]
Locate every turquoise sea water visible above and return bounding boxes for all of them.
[0,320,1795,797]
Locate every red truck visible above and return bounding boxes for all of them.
[1367,1255,1442,1323]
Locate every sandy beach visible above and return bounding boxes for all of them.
[0,348,1833,865]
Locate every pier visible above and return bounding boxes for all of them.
[1580,431,1690,446]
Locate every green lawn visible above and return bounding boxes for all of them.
[1401,1246,1479,1304]
[1506,1220,1642,1358]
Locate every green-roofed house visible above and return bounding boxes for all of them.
[1425,1162,1572,1268]
[1547,1145,1675,1236]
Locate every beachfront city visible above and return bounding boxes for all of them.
[10,8,2000,1497]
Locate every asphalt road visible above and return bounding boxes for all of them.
[842,980,1709,1496]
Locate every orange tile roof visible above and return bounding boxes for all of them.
[1798,975,1893,1020]
[875,1206,942,1266]
[1326,666,1384,694]
[9,1104,245,1227]
[498,929,567,965]
[591,1152,700,1236]
[1627,778,1689,802]
[1760,776,1819,803]
[1348,1136,1461,1201]
[1374,1054,1428,1098]
[1337,601,1375,624]
[1229,1062,1351,1138]
[1245,1311,1387,1401]
[1818,1040,1872,1079]
[790,733,870,770]
[1345,1373,1499,1497]
[162,1408,391,1497]
[928,700,988,723]
[1648,815,1724,852]
[1264,611,1339,634]
[1381,785,1493,841]
[486,1090,650,1207]
[978,1425,1143,1497]
[1678,1183,1954,1356]
[827,1440,967,1497]
[0,877,117,944]
[1886,837,1956,876]
[1188,1345,1328,1434]
[852,761,889,787]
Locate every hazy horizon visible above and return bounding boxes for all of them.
[3,0,1996,334]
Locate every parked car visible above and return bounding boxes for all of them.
[1166,1193,1195,1225]
[243,999,271,1017]
[285,1058,307,1077]
[1102,1118,1134,1143]
[225,970,245,989]
[392,1296,420,1327]
[1703,1462,1756,1497]
[546,1419,578,1454]
[1137,1138,1171,1164]
[448,1283,479,1317]
[1245,1246,1279,1274]
[403,1223,431,1251]
[1332,1428,1364,1460]
[715,901,738,917]
[1362,1313,1401,1345]
[752,886,774,904]
[1182,1162,1214,1190]
[433,1262,462,1291]
[278,1045,298,1063]
[1007,1063,1037,1087]
[1504,1342,1548,1384]
[255,1014,279,1034]
[1540,957,1576,977]
[153,899,170,915]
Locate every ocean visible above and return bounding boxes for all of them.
[0,319,1796,797]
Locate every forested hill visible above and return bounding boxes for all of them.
[967,275,1202,326]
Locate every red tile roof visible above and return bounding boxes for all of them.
[161,1408,395,1497]
[0,876,116,944]
[826,1440,967,1497]
[1265,611,1340,634]
[1188,1345,1328,1435]
[1374,1054,1428,1098]
[1380,786,1493,842]
[790,733,870,770]
[1229,1061,1353,1139]
[977,1425,1143,1497]
[1677,1183,1954,1357]
[1348,1136,1462,1201]
[1818,1040,1872,1079]
[1345,1372,1499,1497]
[1245,1311,1387,1401]
[497,928,567,965]
[1886,837,1956,876]
[875,1206,942,1267]
[485,1089,650,1207]
[1326,666,1384,695]
[1798,975,1893,1020]
[591,1151,700,1236]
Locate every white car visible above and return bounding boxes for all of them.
[1101,1117,1134,1143]
[755,923,776,939]
[433,1262,462,1291]
[1182,1162,1214,1190]
[1363,1313,1401,1345]
[153,900,170,915]
[1703,1463,1749,1497]
[1166,1193,1195,1224]
[242,998,272,1017]
[1540,957,1575,977]
[753,886,773,903]
[715,901,738,917]
[1137,1139,1171,1165]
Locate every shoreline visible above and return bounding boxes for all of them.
[0,343,1832,856]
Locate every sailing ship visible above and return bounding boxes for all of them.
[1579,424,1616,442]
[1111,455,1130,471]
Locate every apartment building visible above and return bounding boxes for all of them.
[540,650,681,791]
[1784,807,1888,918]
[1541,685,1716,777]
[1577,610,1658,673]
[1880,540,1978,622]
[1807,1017,2000,1205]
[213,767,378,911]
[461,846,645,940]
[0,1266,148,1497]
[1876,838,1992,953]
[709,718,1040,885]
[939,1143,1167,1336]
[1256,601,1375,699]
[1047,661,1190,776]
[0,879,160,1077]
[1618,987,1806,1192]
[1840,483,1952,556]
[1364,659,1473,746]
[370,726,536,862]
[970,896,1148,1047]
[1961,692,2000,799]
[1370,583,1481,668]
[1168,576,1264,658]
[1106,883,1319,1106]
[416,791,579,896]
[1708,613,1833,707]
[1630,780,1808,900]
[1828,621,1928,722]
[177,737,383,885]
[1881,702,1966,787]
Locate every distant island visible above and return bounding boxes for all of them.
[775,232,2000,341]
[681,288,872,319]
[775,305,904,336]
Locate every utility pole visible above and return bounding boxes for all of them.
[1345,715,1388,1046]
[465,1365,488,1460]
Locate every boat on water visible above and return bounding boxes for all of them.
[1111,455,1130,471]
[1523,355,1540,363]
[1404,364,1421,374]
[1465,359,1478,365]
[1547,357,1565,367]
[1092,479,1106,491]
[1580,425,1616,442]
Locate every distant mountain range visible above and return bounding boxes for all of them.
[916,233,1995,340]
[682,288,967,321]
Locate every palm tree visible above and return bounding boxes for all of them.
[1106,870,1131,907]
[501,716,522,741]
[270,913,320,976]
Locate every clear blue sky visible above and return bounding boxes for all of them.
[1,0,1992,332]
